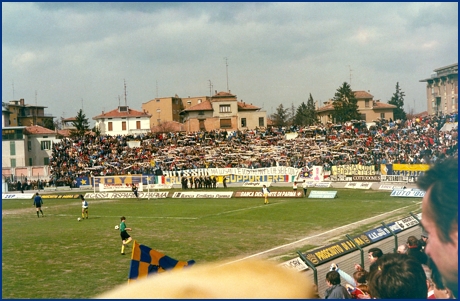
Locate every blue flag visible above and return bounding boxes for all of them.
[128,241,195,283]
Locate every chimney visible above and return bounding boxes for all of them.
[215,90,217,94]
[20,98,25,106]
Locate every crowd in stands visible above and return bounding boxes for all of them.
[46,113,457,186]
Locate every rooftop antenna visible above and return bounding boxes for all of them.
[224,57,229,92]
[348,65,353,86]
[208,80,213,97]
[123,79,127,106]
[12,81,15,100]
[156,80,158,98]
[118,95,121,106]
[35,90,37,105]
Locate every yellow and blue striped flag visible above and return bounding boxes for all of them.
[128,241,195,283]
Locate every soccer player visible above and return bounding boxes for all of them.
[119,216,133,255]
[131,183,139,199]
[262,184,270,204]
[33,192,44,217]
[80,194,88,219]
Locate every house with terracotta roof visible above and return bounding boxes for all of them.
[92,106,152,135]
[316,91,396,124]
[180,91,266,132]
[2,125,57,169]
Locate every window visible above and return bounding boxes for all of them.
[10,159,16,168]
[360,114,366,121]
[44,157,49,165]
[187,101,192,106]
[220,119,232,128]
[10,141,16,155]
[365,100,370,108]
[219,105,231,113]
[156,99,160,102]
[259,117,264,127]
[41,141,51,150]
[136,121,141,129]
[29,158,33,166]
[108,122,113,131]
[28,141,32,151]
[122,122,127,131]
[241,118,247,127]
[380,113,385,119]
[198,99,202,104]
[198,110,204,115]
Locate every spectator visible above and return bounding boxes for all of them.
[367,253,428,299]
[324,270,351,299]
[330,263,369,299]
[417,157,458,298]
[420,229,429,251]
[406,235,428,265]
[396,243,408,254]
[427,258,453,299]
[356,247,383,273]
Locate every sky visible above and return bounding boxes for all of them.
[2,2,458,127]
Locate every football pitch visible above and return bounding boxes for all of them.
[2,187,422,298]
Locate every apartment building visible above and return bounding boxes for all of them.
[419,63,458,116]
[3,98,55,127]
[316,91,396,124]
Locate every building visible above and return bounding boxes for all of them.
[142,95,209,128]
[2,125,57,168]
[419,63,458,116]
[180,91,266,132]
[92,106,151,136]
[3,98,55,127]
[316,91,396,124]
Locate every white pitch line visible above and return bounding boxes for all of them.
[219,202,421,266]
[201,202,285,218]
[52,214,197,220]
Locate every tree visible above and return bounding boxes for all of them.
[332,82,361,123]
[388,82,406,121]
[294,102,308,126]
[287,102,296,126]
[294,94,318,126]
[43,118,55,130]
[70,109,90,139]
[270,104,289,127]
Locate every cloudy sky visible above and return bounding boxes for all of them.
[2,2,458,126]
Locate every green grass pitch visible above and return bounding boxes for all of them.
[2,187,421,298]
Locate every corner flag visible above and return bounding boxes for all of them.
[128,241,195,283]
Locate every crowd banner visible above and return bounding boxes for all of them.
[352,175,380,182]
[242,182,272,187]
[332,164,376,176]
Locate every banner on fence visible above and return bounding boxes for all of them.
[234,191,303,198]
[171,192,233,199]
[84,192,168,199]
[332,165,376,176]
[344,182,373,189]
[278,257,309,272]
[352,175,380,182]
[390,189,425,198]
[308,191,337,198]
[1,193,35,200]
